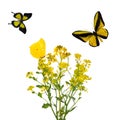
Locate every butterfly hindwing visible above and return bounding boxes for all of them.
[19,22,26,34]
[96,28,108,39]
[89,34,99,47]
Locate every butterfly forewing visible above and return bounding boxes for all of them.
[72,31,93,42]
[14,13,23,20]
[22,13,32,21]
[94,11,105,32]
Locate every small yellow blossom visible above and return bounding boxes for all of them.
[26,72,33,78]
[27,86,34,91]
[84,59,91,68]
[54,45,63,53]
[54,45,71,59]
[59,62,69,69]
[84,59,91,64]
[30,38,46,58]
[47,53,57,63]
[40,86,48,93]
[74,53,82,60]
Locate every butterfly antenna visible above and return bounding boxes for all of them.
[8,23,11,25]
[11,12,14,14]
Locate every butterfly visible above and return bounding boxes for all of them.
[72,11,109,47]
[9,12,32,34]
[30,38,46,59]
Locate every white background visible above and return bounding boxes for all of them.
[0,0,120,120]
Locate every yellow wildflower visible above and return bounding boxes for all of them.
[27,86,34,91]
[54,45,63,54]
[78,75,91,83]
[84,59,91,68]
[26,72,33,78]
[30,38,46,58]
[54,45,71,59]
[79,64,87,73]
[47,53,57,63]
[74,53,82,60]
[40,86,48,93]
[59,62,69,69]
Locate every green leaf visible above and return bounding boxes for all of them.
[60,85,64,90]
[66,81,70,85]
[36,85,43,88]
[68,106,76,113]
[32,91,35,94]
[42,103,50,109]
[38,92,42,98]
[36,71,41,74]
[79,91,82,96]
[32,77,37,81]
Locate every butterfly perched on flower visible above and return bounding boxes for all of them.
[30,38,46,59]
[72,11,109,47]
[9,12,32,34]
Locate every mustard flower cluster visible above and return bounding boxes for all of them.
[26,45,91,120]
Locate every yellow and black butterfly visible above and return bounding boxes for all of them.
[72,11,109,47]
[9,12,32,34]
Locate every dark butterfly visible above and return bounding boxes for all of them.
[9,12,32,34]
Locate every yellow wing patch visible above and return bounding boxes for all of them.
[12,21,21,27]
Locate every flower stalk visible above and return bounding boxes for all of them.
[26,44,91,120]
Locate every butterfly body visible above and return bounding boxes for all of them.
[72,11,109,47]
[10,12,32,34]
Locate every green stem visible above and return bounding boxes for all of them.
[58,85,61,119]
[55,88,58,119]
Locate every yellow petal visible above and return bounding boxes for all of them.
[30,38,46,58]
[27,86,34,91]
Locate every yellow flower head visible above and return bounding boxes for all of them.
[30,38,46,59]
[74,53,82,60]
[26,72,33,78]
[27,86,34,91]
[59,62,69,69]
[54,45,71,59]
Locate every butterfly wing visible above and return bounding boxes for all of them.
[94,11,109,39]
[89,34,100,47]
[11,21,21,28]
[22,13,32,21]
[13,12,23,21]
[72,30,99,47]
[72,31,93,42]
[19,22,26,34]
[72,30,100,47]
